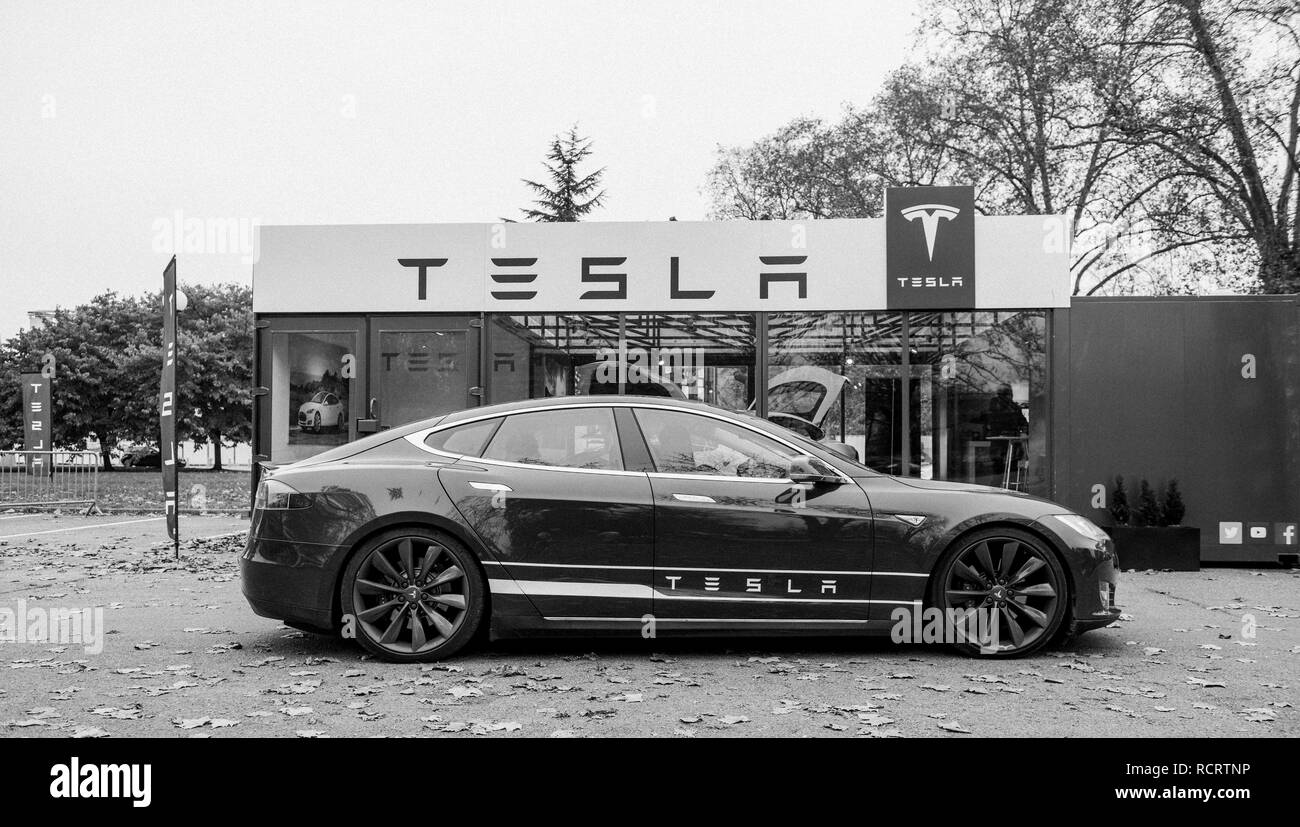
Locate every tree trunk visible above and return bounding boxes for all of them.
[99,433,114,471]
[1257,235,1300,294]
[210,430,223,472]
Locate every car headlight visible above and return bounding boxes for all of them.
[1047,513,1110,543]
[254,478,311,511]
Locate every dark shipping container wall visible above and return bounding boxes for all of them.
[1052,296,1300,564]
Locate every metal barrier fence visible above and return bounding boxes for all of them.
[0,451,100,512]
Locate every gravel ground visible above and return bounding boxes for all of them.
[0,513,1296,738]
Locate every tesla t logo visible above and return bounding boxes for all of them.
[900,203,960,261]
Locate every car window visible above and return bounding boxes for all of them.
[310,391,328,404]
[768,381,826,420]
[483,408,622,471]
[424,417,503,457]
[633,408,797,479]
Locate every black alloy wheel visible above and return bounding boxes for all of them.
[934,528,1068,657]
[340,529,486,662]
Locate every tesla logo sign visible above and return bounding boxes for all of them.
[886,186,976,309]
[397,255,807,303]
[900,204,960,261]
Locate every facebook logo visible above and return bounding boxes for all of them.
[1275,523,1298,546]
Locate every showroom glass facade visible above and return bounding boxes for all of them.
[472,310,1047,495]
[258,310,1049,495]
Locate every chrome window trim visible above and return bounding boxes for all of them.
[405,400,854,484]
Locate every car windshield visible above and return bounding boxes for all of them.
[309,392,329,403]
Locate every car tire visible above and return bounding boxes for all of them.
[931,527,1068,658]
[340,528,487,663]
[336,413,344,431]
[311,412,321,433]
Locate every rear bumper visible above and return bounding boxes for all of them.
[240,556,336,629]
[239,523,345,629]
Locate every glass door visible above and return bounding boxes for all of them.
[255,316,365,466]
[367,316,480,430]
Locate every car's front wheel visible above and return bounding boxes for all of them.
[340,528,486,662]
[933,527,1068,658]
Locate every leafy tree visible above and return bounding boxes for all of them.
[1104,0,1300,293]
[0,292,157,468]
[1162,478,1186,526]
[1,284,253,470]
[1110,474,1131,525]
[707,0,1300,296]
[520,126,607,222]
[1136,477,1163,526]
[708,116,884,220]
[176,284,252,470]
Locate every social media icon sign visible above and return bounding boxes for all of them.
[1247,523,1270,543]
[1275,523,1299,546]
[1219,522,1243,544]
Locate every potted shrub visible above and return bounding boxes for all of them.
[1104,476,1200,571]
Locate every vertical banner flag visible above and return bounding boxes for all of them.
[161,257,179,551]
[21,373,52,476]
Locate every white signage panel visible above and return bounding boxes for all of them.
[254,217,1067,314]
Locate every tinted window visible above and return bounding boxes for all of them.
[424,417,502,457]
[483,408,622,471]
[634,408,796,478]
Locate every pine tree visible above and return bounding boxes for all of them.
[1162,479,1186,527]
[1110,475,1130,526]
[1136,478,1163,527]
[520,126,606,222]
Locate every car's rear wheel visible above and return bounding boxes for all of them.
[335,412,344,431]
[340,528,486,662]
[933,528,1068,658]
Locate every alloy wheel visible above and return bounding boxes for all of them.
[351,536,471,656]
[940,534,1065,656]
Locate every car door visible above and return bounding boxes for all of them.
[436,405,654,622]
[631,406,876,624]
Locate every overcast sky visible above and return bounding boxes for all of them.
[0,0,923,337]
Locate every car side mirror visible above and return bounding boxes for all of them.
[788,455,845,485]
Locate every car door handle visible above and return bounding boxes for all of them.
[672,493,715,503]
[469,482,512,493]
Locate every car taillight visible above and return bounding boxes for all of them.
[253,478,311,511]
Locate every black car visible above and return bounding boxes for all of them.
[241,396,1120,662]
[122,450,186,469]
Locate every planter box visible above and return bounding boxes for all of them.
[1104,526,1201,572]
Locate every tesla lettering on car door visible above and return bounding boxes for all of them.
[435,406,654,620]
[632,407,875,622]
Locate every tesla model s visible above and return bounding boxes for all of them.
[241,396,1120,661]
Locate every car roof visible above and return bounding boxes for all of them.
[435,394,723,425]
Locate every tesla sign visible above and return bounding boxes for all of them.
[254,209,1068,314]
[886,186,976,309]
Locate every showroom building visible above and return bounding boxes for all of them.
[251,187,1299,564]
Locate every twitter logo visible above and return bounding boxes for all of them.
[1218,522,1243,544]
